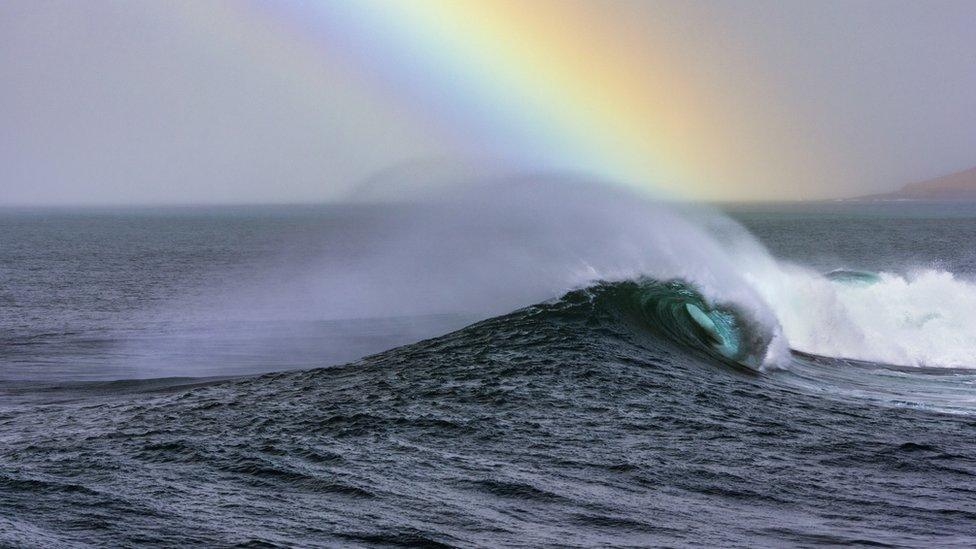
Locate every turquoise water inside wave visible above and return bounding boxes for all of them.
[2,201,976,546]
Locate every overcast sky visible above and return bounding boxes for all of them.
[2,0,976,204]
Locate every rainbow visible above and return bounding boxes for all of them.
[175,1,811,199]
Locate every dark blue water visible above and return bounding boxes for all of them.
[2,201,975,546]
[0,205,473,382]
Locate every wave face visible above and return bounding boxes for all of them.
[586,279,774,369]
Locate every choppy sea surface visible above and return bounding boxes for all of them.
[2,199,975,547]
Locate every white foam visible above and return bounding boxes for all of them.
[751,266,976,368]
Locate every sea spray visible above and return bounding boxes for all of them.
[114,169,976,372]
[127,171,791,370]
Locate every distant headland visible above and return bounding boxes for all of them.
[857,166,976,200]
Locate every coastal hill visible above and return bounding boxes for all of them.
[861,166,976,200]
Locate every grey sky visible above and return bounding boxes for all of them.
[2,0,976,204]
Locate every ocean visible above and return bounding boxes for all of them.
[2,192,975,546]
